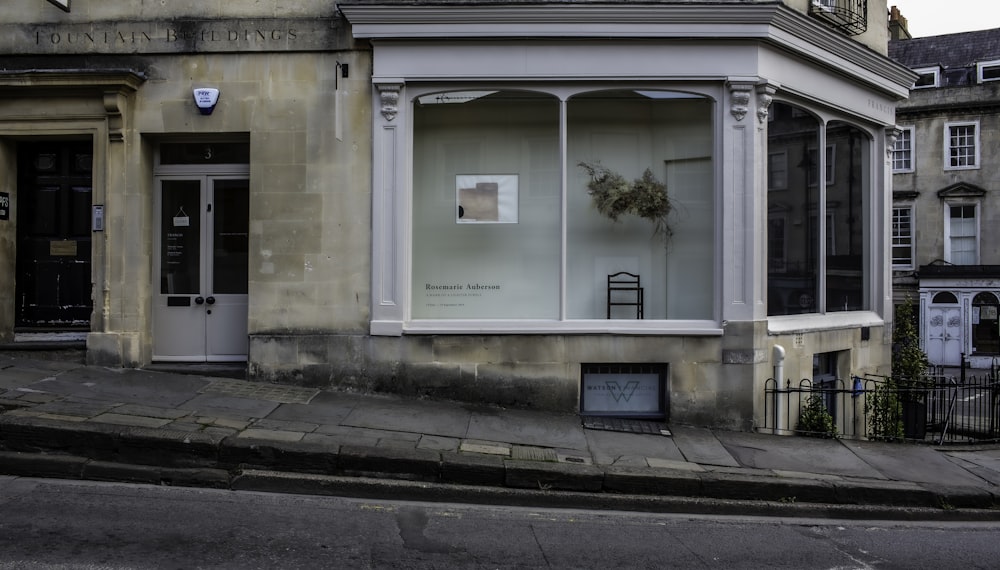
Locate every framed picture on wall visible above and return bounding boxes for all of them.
[456,174,518,223]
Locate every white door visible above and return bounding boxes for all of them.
[153,177,249,362]
[926,305,962,366]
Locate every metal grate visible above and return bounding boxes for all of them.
[581,416,671,436]
[199,379,318,404]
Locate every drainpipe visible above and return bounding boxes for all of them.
[773,344,786,434]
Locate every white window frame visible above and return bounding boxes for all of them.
[892,126,914,173]
[944,202,979,265]
[892,205,914,270]
[944,120,980,171]
[370,81,726,336]
[977,59,1000,83]
[911,66,940,89]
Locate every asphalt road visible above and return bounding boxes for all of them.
[1,475,999,569]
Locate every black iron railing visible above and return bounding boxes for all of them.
[808,0,868,36]
[763,369,1000,444]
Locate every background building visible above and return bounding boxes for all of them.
[0,1,913,432]
[890,21,1000,368]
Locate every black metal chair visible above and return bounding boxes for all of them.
[607,272,644,319]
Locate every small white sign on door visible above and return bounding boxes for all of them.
[173,207,190,227]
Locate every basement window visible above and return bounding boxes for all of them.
[580,363,668,420]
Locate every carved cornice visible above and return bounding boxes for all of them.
[103,91,126,142]
[885,125,902,160]
[0,70,143,143]
[937,182,987,199]
[728,82,753,122]
[756,82,778,124]
[0,69,145,92]
[376,82,402,121]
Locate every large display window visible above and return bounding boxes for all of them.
[412,91,560,319]
[411,88,714,321]
[766,102,871,316]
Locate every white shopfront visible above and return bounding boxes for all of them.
[340,2,913,427]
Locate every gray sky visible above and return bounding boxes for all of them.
[890,0,1000,37]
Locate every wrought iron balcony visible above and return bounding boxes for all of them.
[809,0,868,36]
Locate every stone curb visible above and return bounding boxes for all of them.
[1,415,998,513]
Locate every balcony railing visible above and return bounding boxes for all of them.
[809,0,868,36]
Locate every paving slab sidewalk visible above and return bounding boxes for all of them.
[2,353,1000,517]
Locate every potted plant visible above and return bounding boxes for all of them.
[578,162,672,238]
[797,393,838,439]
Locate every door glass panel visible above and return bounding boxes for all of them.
[160,180,201,295]
[212,180,249,295]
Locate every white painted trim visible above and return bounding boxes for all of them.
[977,59,1000,84]
[911,66,940,89]
[768,311,884,334]
[341,3,915,98]
[403,320,723,336]
[370,320,404,336]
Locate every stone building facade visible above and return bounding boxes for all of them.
[890,25,1000,369]
[0,1,368,366]
[0,1,913,431]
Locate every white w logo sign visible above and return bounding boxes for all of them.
[605,380,639,403]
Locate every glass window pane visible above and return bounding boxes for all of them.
[826,121,868,313]
[411,90,560,319]
[160,180,201,295]
[767,102,820,315]
[566,90,714,320]
[212,180,249,295]
[933,292,958,304]
[892,207,913,267]
[972,292,1000,355]
[892,129,911,171]
[948,125,976,167]
[949,205,977,264]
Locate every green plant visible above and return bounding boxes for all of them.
[863,298,931,441]
[892,297,931,400]
[797,393,838,439]
[578,162,672,238]
[865,379,903,441]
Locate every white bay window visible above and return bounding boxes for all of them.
[411,88,714,323]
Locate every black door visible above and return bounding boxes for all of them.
[15,142,93,328]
